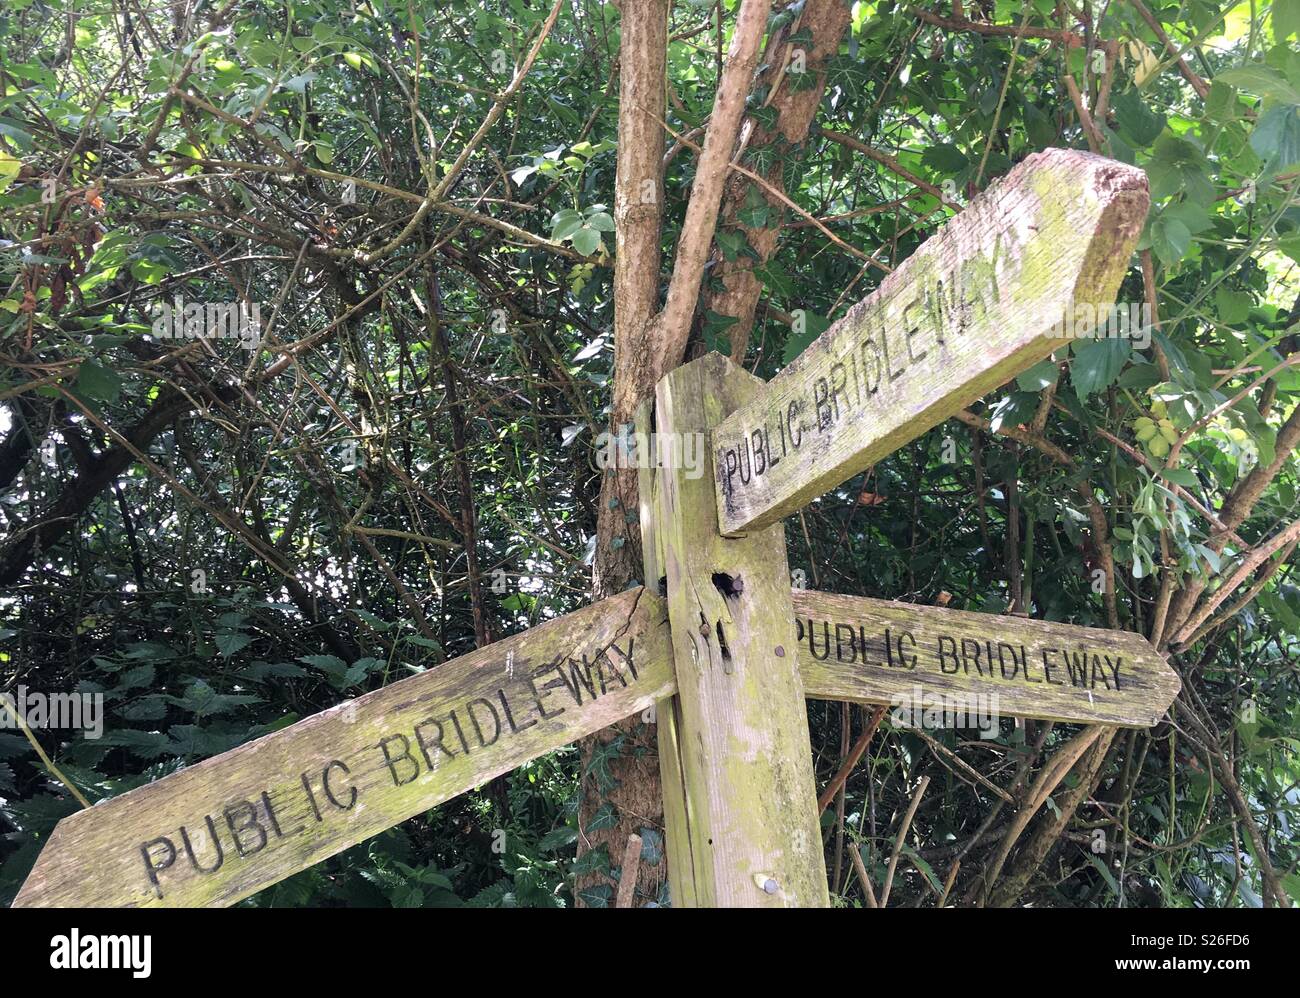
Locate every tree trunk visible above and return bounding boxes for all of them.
[576,0,669,909]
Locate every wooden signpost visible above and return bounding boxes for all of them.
[14,147,1170,909]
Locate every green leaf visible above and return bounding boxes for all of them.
[1023,99,1057,146]
[756,260,794,299]
[987,391,1040,431]
[575,884,613,907]
[1147,135,1214,204]
[922,143,967,172]
[1015,359,1059,392]
[1071,338,1133,398]
[1151,214,1192,266]
[714,229,749,262]
[0,151,20,193]
[570,226,601,256]
[1111,89,1166,147]
[76,361,121,403]
[550,209,582,240]
[215,632,253,658]
[1215,287,1252,324]
[538,825,578,852]
[1159,467,1198,487]
[584,802,618,833]
[571,842,610,876]
[1217,64,1300,103]
[1250,104,1300,168]
[1277,0,1300,40]
[1087,852,1119,895]
[782,309,830,364]
[639,827,664,865]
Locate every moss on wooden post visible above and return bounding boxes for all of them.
[651,354,828,907]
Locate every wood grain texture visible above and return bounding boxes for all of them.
[793,590,1180,727]
[712,148,1150,534]
[654,354,828,907]
[14,589,673,908]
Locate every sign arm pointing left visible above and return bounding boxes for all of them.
[14,588,675,908]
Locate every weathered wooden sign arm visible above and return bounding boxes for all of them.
[711,148,1149,535]
[13,590,675,908]
[12,582,1180,907]
[793,590,1180,728]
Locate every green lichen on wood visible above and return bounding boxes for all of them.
[793,589,1180,727]
[652,354,829,908]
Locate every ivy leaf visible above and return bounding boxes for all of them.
[756,261,794,299]
[585,735,623,794]
[585,802,618,833]
[575,884,613,907]
[702,310,739,355]
[571,842,610,876]
[639,827,664,865]
[737,186,771,228]
[714,229,750,262]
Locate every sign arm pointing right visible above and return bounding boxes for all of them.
[711,148,1149,535]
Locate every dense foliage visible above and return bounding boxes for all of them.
[1,0,1298,907]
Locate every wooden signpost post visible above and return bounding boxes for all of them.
[13,148,1176,909]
